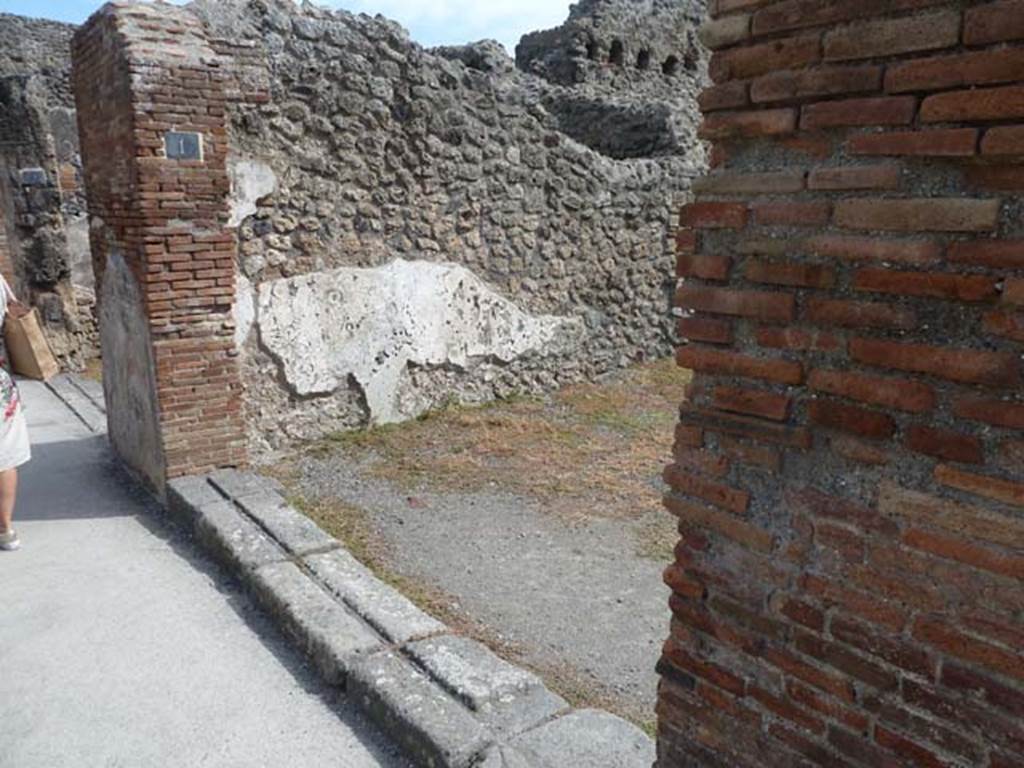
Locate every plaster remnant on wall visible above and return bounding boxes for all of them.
[256,259,584,424]
[235,273,256,349]
[99,248,164,490]
[227,158,277,228]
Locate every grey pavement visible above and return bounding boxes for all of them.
[0,379,413,768]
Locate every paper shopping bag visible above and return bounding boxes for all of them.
[4,308,60,381]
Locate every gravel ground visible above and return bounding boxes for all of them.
[294,452,671,726]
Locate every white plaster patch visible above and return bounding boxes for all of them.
[256,259,583,423]
[234,274,256,349]
[227,158,277,228]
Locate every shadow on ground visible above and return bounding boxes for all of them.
[7,407,413,768]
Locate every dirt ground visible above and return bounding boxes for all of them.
[271,358,689,732]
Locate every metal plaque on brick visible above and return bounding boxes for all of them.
[19,168,47,186]
[165,131,203,160]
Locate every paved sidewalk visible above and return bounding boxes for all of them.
[0,380,412,768]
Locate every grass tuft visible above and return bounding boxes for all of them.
[304,358,690,535]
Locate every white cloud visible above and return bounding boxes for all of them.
[335,0,572,52]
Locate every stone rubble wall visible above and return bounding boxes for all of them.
[2,0,710,449]
[660,1,1024,766]
[0,202,12,284]
[518,0,707,160]
[0,13,97,369]
[186,0,709,453]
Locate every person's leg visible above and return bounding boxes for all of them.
[0,468,17,533]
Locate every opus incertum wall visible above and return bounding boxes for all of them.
[0,13,98,369]
[659,1,1024,767]
[71,3,247,493]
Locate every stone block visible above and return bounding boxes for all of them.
[405,635,567,738]
[474,745,535,768]
[165,475,226,530]
[46,374,107,434]
[235,494,337,556]
[74,376,105,406]
[194,500,285,574]
[304,549,446,644]
[250,561,383,684]
[509,709,656,768]
[207,468,285,500]
[349,651,491,768]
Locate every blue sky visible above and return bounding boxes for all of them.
[0,0,573,53]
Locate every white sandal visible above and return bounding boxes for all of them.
[0,529,20,551]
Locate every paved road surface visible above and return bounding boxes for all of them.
[0,379,411,768]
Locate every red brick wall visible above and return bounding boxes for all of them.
[71,4,246,491]
[659,2,1024,766]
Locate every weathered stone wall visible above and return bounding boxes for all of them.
[0,13,96,368]
[660,1,1024,766]
[518,0,707,161]
[0,193,12,285]
[186,0,708,452]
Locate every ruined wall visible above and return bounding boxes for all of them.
[518,0,706,160]
[659,1,1024,767]
[186,0,708,452]
[0,13,96,368]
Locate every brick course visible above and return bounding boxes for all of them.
[659,2,1024,766]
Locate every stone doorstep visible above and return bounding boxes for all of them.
[480,710,658,768]
[250,560,383,685]
[45,374,107,434]
[404,635,568,741]
[164,471,656,768]
[304,548,447,644]
[193,499,286,573]
[350,650,491,768]
[207,467,286,500]
[167,474,225,527]
[235,493,338,557]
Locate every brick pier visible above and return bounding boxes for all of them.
[71,4,246,494]
[659,2,1024,766]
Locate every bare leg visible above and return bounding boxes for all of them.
[0,468,17,533]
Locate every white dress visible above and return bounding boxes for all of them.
[0,277,31,471]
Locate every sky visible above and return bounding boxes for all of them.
[0,0,574,53]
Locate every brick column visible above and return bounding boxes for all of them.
[659,2,1023,767]
[72,3,246,494]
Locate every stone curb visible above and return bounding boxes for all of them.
[45,373,107,434]
[166,469,656,768]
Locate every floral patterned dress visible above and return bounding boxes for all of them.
[0,277,31,471]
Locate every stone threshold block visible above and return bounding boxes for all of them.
[350,650,492,768]
[480,710,657,767]
[45,374,107,434]
[164,469,655,768]
[250,561,383,684]
[305,548,446,644]
[404,635,568,740]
